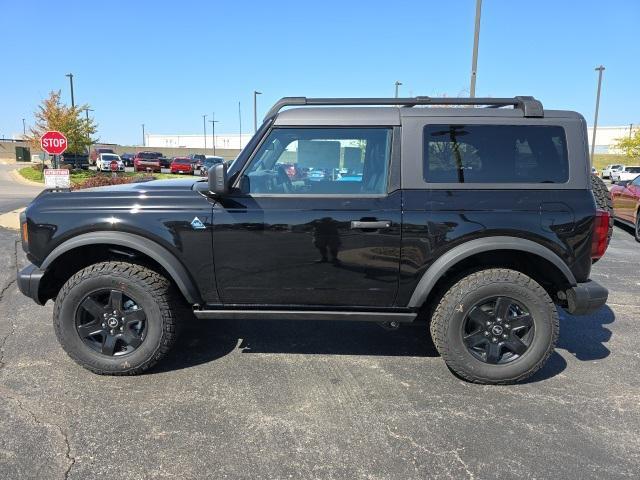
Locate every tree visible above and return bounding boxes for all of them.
[615,129,640,159]
[26,90,98,154]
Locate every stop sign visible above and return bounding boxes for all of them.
[110,160,119,172]
[40,131,68,155]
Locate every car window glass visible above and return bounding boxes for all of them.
[423,125,569,183]
[241,128,392,195]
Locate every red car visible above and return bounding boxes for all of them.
[611,175,640,241]
[170,157,194,174]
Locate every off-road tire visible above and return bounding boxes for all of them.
[591,173,614,251]
[429,268,559,385]
[53,261,180,375]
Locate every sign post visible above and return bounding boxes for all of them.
[40,131,69,188]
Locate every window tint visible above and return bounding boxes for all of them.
[242,128,391,195]
[423,125,569,183]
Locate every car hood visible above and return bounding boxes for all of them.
[82,177,202,192]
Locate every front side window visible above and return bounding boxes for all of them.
[241,128,392,195]
[423,124,569,183]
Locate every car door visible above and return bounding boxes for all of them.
[211,126,401,307]
[616,180,637,222]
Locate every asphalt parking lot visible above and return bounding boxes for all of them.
[0,222,639,479]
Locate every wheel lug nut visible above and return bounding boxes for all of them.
[113,310,117,314]
[102,323,106,328]
[110,329,115,334]
[486,321,492,326]
[502,333,508,339]
[492,337,498,343]
[120,326,123,331]
[505,324,510,329]
[103,313,107,317]
[484,331,490,336]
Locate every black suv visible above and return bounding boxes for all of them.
[17,96,610,384]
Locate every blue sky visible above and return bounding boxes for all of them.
[1,0,639,145]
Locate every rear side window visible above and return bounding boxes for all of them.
[423,125,569,183]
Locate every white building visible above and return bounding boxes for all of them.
[587,125,638,154]
[146,133,253,150]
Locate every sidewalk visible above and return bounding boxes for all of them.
[0,208,23,230]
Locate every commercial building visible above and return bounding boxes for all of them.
[145,133,253,150]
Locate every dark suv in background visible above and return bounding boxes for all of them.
[17,96,610,384]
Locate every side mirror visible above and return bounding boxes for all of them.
[208,163,228,195]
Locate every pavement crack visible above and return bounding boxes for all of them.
[3,390,76,479]
[385,426,475,479]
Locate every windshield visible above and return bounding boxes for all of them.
[102,154,119,161]
[626,167,640,173]
[174,158,191,164]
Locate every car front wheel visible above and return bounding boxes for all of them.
[430,268,558,384]
[53,261,180,375]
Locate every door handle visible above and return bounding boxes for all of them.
[350,220,392,229]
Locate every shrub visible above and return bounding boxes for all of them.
[72,174,155,190]
[31,163,47,172]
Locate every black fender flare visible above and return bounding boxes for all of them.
[407,236,577,308]
[41,231,202,305]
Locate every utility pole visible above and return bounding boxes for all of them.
[394,81,402,98]
[238,101,242,149]
[22,118,26,136]
[203,114,208,150]
[469,0,482,97]
[209,113,219,155]
[590,65,605,164]
[65,73,75,108]
[253,91,262,133]
[141,124,145,147]
[630,123,634,138]
[83,107,94,121]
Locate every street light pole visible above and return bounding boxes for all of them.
[253,91,262,133]
[141,124,145,147]
[469,0,482,98]
[209,113,219,156]
[590,65,605,164]
[238,101,242,149]
[65,73,75,108]
[22,118,26,136]
[394,81,402,98]
[203,114,208,150]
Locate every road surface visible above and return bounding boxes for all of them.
[0,163,43,214]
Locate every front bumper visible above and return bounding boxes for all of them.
[16,263,46,305]
[565,280,608,315]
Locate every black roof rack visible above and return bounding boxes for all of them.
[265,96,544,119]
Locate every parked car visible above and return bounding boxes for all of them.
[199,156,225,175]
[97,153,125,172]
[601,164,624,179]
[59,153,89,170]
[120,153,135,168]
[133,151,164,172]
[611,166,640,183]
[90,147,116,166]
[610,176,640,241]
[17,95,610,384]
[170,157,194,174]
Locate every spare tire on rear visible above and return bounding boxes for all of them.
[591,174,614,258]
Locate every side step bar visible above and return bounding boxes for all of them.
[193,309,417,323]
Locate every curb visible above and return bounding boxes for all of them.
[10,167,45,187]
[0,208,24,230]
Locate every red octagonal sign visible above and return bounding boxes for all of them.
[40,131,68,155]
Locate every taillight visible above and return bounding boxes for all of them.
[591,209,610,260]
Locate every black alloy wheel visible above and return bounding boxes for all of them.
[75,289,147,357]
[462,296,534,364]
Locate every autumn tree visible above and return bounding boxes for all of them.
[615,129,640,159]
[26,90,98,154]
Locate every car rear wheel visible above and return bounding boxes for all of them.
[635,214,640,243]
[430,268,558,384]
[53,261,180,375]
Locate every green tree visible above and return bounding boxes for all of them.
[615,129,640,159]
[26,90,98,154]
